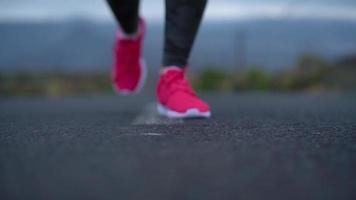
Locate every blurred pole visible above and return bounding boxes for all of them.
[234,29,247,70]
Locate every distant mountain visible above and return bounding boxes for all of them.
[0,19,356,72]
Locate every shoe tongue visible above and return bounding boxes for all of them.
[161,66,182,74]
[161,66,185,75]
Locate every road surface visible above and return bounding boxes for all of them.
[1,93,355,200]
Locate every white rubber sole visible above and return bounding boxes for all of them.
[157,103,211,119]
[113,58,147,95]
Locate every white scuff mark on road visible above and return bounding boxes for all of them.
[140,132,164,136]
[132,103,183,125]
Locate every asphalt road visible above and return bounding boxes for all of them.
[1,93,355,200]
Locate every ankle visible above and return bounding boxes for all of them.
[117,29,139,40]
[117,18,145,40]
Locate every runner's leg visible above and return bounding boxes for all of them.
[163,0,208,68]
[107,0,140,34]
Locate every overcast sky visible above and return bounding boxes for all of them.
[0,0,356,22]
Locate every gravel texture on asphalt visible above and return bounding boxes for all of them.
[1,93,355,200]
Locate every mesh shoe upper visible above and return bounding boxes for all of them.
[112,18,146,93]
[156,67,210,113]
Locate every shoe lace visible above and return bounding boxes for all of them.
[164,70,196,96]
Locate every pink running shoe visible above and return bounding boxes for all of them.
[156,67,211,118]
[112,18,146,95]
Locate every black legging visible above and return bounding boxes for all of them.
[107,0,207,68]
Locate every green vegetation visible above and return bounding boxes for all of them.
[0,73,112,97]
[1,54,355,97]
[193,54,356,93]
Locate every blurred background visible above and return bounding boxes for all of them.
[0,0,355,96]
